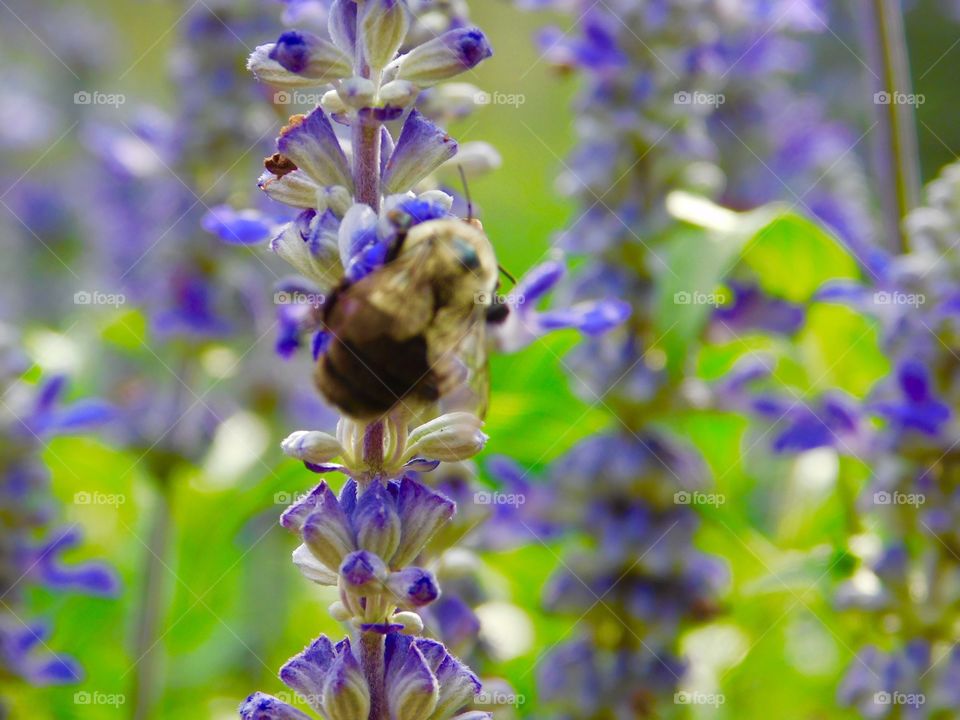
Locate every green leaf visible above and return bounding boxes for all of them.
[739,211,861,303]
[656,199,862,376]
[101,308,149,351]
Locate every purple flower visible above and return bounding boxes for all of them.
[1,366,119,687]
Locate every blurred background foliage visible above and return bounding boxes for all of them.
[3,0,960,719]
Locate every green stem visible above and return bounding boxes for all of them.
[866,0,922,250]
[129,466,174,720]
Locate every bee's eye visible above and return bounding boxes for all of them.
[452,237,480,271]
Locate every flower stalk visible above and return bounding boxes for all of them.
[863,0,922,250]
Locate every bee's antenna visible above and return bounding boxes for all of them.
[498,264,516,285]
[457,165,474,222]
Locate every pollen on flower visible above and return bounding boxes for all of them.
[264,152,297,178]
[280,113,307,135]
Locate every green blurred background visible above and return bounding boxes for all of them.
[5,1,960,718]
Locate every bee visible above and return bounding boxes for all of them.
[315,216,503,422]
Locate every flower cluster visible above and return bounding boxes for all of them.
[501,0,877,715]
[0,334,118,692]
[242,634,488,720]
[232,3,504,718]
[812,161,960,715]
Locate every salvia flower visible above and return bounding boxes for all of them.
[241,633,488,720]
[279,475,454,630]
[831,161,960,712]
[0,345,119,688]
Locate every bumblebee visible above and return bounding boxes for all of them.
[315,218,500,422]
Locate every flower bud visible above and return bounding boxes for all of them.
[391,610,425,634]
[282,430,344,464]
[329,600,352,621]
[404,412,486,462]
[339,550,388,589]
[417,190,454,212]
[361,0,411,72]
[337,76,377,109]
[378,80,419,107]
[382,110,458,194]
[321,89,349,115]
[387,567,440,608]
[418,82,483,122]
[441,141,502,178]
[271,31,351,80]
[322,641,371,720]
[270,214,341,288]
[249,33,352,88]
[393,28,493,87]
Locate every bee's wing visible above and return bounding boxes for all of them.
[435,309,491,419]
